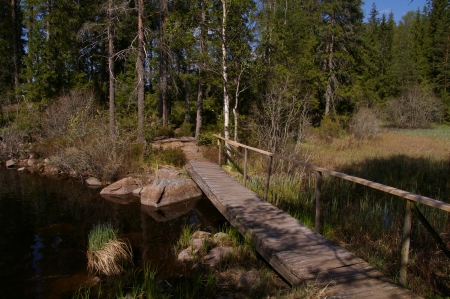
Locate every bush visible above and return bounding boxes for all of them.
[150,147,186,168]
[315,115,342,141]
[349,107,380,140]
[156,126,175,138]
[42,89,96,138]
[384,87,445,128]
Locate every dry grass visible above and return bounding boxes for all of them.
[87,223,133,276]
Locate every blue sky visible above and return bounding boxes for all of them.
[362,0,428,23]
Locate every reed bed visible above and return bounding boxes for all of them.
[225,126,450,297]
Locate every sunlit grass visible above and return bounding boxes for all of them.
[222,127,450,296]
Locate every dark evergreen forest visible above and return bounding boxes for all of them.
[0,0,449,142]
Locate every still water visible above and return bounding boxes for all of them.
[0,168,226,299]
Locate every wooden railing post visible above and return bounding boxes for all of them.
[315,171,323,234]
[243,148,248,187]
[264,155,273,200]
[218,138,222,166]
[400,199,412,287]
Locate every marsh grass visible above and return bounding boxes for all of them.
[223,126,450,297]
[87,223,133,276]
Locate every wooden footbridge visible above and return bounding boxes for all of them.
[186,136,450,298]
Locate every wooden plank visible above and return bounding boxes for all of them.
[186,161,421,298]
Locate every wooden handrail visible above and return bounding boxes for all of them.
[214,134,449,287]
[214,134,450,213]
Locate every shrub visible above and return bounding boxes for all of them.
[41,89,96,138]
[156,126,175,138]
[150,147,186,168]
[87,223,133,276]
[175,122,194,137]
[315,115,342,141]
[349,107,380,140]
[384,87,445,128]
[0,126,29,159]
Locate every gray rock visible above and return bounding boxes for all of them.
[237,270,260,289]
[213,232,228,244]
[86,177,102,186]
[156,167,181,178]
[190,238,208,254]
[18,167,25,171]
[177,248,194,262]
[100,177,142,195]
[6,159,16,169]
[140,178,202,208]
[204,246,233,267]
[192,231,211,239]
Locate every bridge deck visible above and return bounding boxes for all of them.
[186,161,421,298]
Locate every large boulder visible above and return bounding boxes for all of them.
[138,178,202,208]
[100,177,142,196]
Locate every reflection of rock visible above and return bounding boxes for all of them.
[141,197,200,222]
[100,177,142,195]
[100,194,137,205]
[139,178,202,208]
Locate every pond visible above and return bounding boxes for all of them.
[0,169,227,299]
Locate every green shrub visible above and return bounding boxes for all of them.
[316,115,342,140]
[175,122,194,137]
[157,126,175,138]
[197,132,215,146]
[150,147,186,167]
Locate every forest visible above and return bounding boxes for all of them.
[0,0,449,148]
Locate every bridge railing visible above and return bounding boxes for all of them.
[213,134,450,287]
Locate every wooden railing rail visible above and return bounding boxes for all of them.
[213,134,450,287]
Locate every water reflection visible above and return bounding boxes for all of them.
[0,169,226,299]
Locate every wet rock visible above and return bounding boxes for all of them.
[100,177,142,196]
[204,246,233,267]
[86,177,102,186]
[6,159,16,169]
[237,270,260,289]
[100,194,136,205]
[139,178,202,208]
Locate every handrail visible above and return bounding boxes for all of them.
[214,134,450,287]
[214,134,450,213]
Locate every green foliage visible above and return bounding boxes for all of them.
[197,132,216,146]
[149,147,186,168]
[88,222,118,253]
[156,126,175,138]
[315,115,343,141]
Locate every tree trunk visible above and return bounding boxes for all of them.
[221,0,230,160]
[195,3,206,140]
[137,0,145,141]
[10,0,19,95]
[108,0,115,136]
[184,79,190,123]
[159,0,169,126]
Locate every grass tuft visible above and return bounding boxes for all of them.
[87,223,133,276]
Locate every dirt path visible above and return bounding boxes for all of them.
[152,137,210,162]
